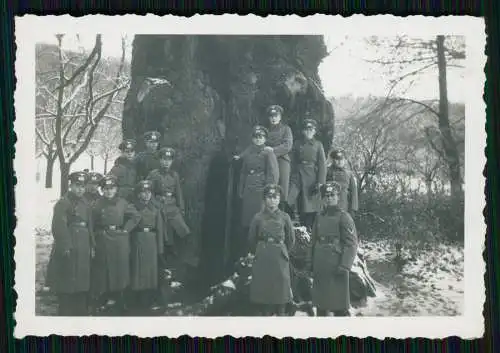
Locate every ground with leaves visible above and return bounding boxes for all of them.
[35,228,463,317]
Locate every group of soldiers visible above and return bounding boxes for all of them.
[234,104,359,316]
[46,103,361,317]
[46,131,195,315]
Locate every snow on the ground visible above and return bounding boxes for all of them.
[351,240,464,316]
[35,225,464,317]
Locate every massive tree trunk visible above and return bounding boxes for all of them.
[436,35,462,198]
[123,35,335,284]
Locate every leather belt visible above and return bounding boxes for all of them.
[249,169,264,175]
[71,221,87,227]
[259,238,284,244]
[318,236,339,245]
[103,225,121,231]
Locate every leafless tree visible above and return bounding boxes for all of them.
[35,34,129,195]
[364,35,465,198]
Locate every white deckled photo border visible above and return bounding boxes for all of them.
[13,14,486,338]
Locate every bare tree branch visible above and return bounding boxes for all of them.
[56,34,102,90]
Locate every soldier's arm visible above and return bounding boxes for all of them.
[316,142,327,185]
[237,155,247,198]
[51,199,72,254]
[270,125,293,157]
[288,141,300,184]
[247,214,260,253]
[87,203,96,249]
[349,173,359,212]
[174,172,185,214]
[123,200,141,233]
[283,212,295,251]
[265,149,280,185]
[156,209,164,255]
[339,212,358,271]
[310,216,319,268]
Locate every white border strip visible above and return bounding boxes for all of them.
[13,14,486,338]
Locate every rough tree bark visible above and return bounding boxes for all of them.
[123,35,335,284]
[44,154,56,188]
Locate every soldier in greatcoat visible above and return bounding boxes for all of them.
[287,119,327,230]
[311,182,358,316]
[265,105,293,209]
[91,175,141,311]
[235,125,279,253]
[46,171,94,316]
[84,171,103,206]
[109,139,139,201]
[248,184,295,316]
[147,147,197,280]
[326,149,359,215]
[136,131,161,181]
[129,180,165,312]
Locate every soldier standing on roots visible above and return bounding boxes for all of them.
[91,175,141,313]
[311,182,358,317]
[326,149,359,216]
[46,172,94,316]
[136,131,161,181]
[109,139,139,201]
[84,172,103,206]
[265,105,293,211]
[287,119,327,231]
[248,184,295,316]
[129,180,165,313]
[147,147,197,281]
[234,125,279,257]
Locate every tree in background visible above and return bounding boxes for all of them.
[364,35,465,199]
[95,117,122,174]
[35,34,129,195]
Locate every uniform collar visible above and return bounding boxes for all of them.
[67,192,82,202]
[303,137,315,145]
[324,205,341,215]
[263,206,280,216]
[160,166,172,174]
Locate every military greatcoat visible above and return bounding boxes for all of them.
[109,156,138,201]
[311,205,358,311]
[147,168,190,241]
[237,145,279,227]
[266,122,293,198]
[91,196,140,294]
[136,151,160,181]
[130,198,164,290]
[84,191,101,207]
[326,166,359,214]
[248,207,295,304]
[288,138,327,213]
[46,192,94,294]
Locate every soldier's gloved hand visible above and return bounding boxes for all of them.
[334,266,349,276]
[91,248,96,258]
[263,146,274,153]
[233,155,241,161]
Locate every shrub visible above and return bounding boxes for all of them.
[356,186,464,244]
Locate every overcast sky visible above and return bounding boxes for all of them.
[38,33,465,103]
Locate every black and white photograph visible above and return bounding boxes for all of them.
[14,15,485,338]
